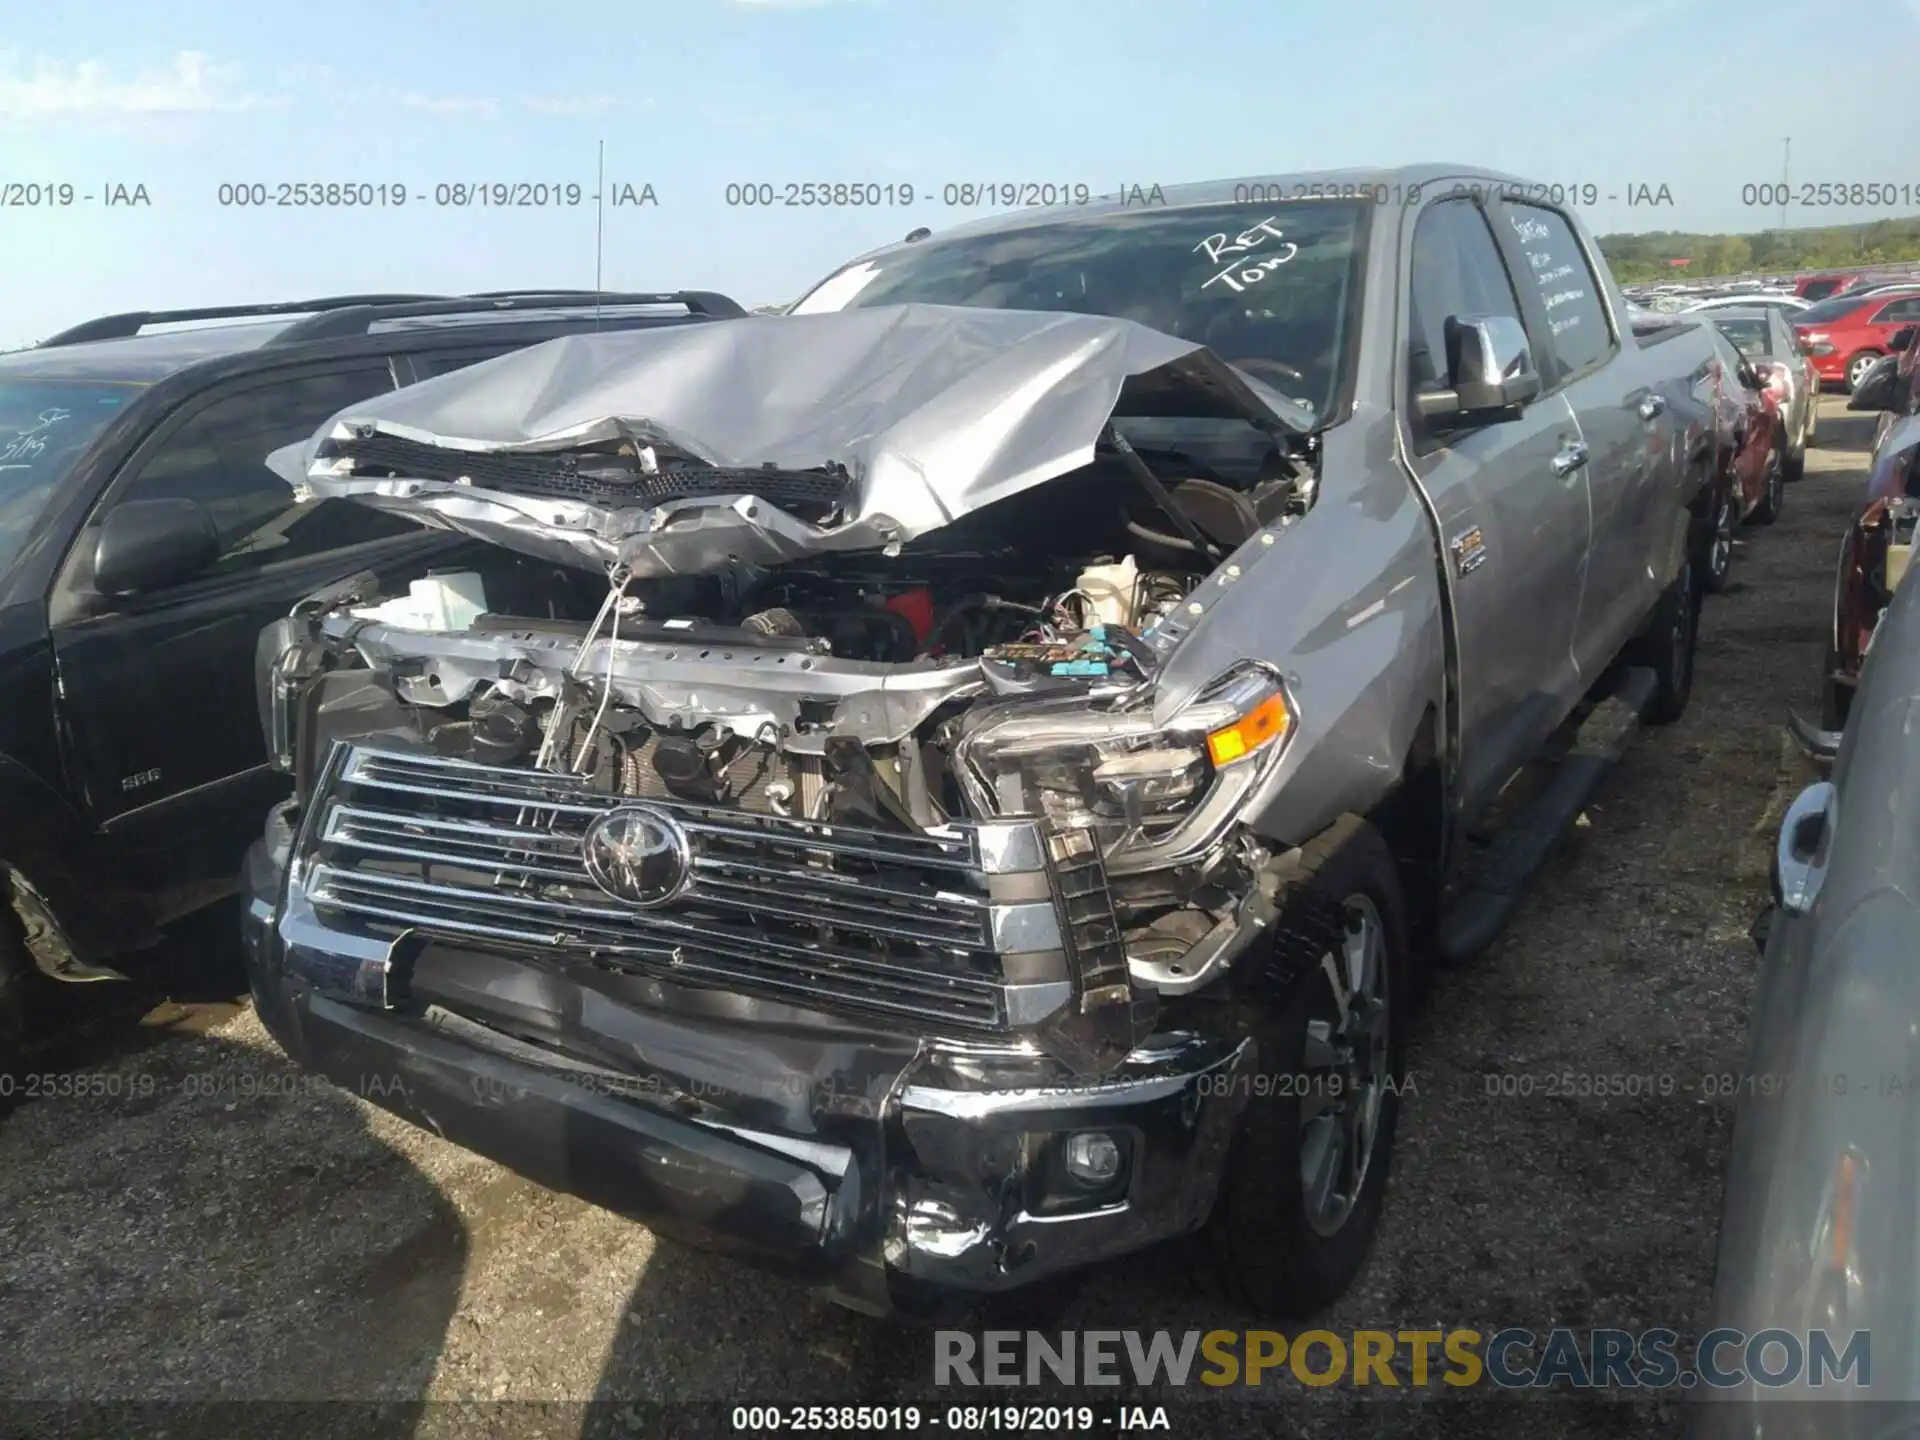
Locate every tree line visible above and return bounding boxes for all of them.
[1598,214,1920,283]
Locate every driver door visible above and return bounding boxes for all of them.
[47,361,453,913]
[1396,194,1594,826]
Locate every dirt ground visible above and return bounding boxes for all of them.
[0,398,1873,1438]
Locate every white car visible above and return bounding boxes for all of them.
[1683,293,1810,314]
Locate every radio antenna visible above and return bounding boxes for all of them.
[594,139,606,328]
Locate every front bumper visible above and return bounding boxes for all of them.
[241,824,1252,1313]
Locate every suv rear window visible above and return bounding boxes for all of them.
[0,379,144,574]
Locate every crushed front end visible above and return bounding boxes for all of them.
[243,307,1317,1310]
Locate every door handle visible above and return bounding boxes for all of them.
[1550,440,1589,477]
[1638,394,1667,420]
[1775,780,1836,917]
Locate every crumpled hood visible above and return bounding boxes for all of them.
[266,303,1304,575]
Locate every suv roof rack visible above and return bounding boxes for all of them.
[39,296,452,348]
[39,290,749,351]
[271,290,748,345]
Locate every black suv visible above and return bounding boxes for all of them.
[0,290,742,1075]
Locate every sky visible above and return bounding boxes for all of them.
[2,0,1918,348]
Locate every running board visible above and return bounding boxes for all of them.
[1437,666,1658,965]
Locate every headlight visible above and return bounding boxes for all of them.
[953,665,1293,861]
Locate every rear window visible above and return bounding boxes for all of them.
[1714,317,1770,357]
[1795,293,1872,324]
[0,379,143,574]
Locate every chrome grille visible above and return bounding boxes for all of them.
[300,746,1067,1030]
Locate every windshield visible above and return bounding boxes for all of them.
[0,379,142,574]
[1796,293,1871,324]
[1714,318,1770,357]
[792,200,1371,426]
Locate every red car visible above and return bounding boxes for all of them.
[1792,288,1920,392]
[1817,329,1920,729]
[1795,273,1861,301]
[1697,323,1785,592]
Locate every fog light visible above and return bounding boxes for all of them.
[1064,1131,1123,1184]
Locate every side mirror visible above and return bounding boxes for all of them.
[1415,314,1543,424]
[93,498,220,596]
[1892,325,1917,353]
[1848,355,1903,412]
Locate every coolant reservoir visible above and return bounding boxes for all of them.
[350,571,489,631]
[1076,556,1140,629]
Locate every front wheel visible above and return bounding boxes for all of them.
[1630,550,1698,726]
[1196,816,1408,1317]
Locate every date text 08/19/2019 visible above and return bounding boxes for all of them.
[729,1406,1171,1432]
[207,182,660,208]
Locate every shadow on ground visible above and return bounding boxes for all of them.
[0,903,470,1440]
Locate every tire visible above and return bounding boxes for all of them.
[1630,549,1698,726]
[1751,436,1785,526]
[1196,815,1408,1318]
[1783,416,1807,482]
[1844,351,1882,394]
[1696,474,1735,594]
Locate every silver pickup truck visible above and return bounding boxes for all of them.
[242,165,1720,1320]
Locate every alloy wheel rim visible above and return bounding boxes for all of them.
[1711,491,1733,577]
[1299,893,1390,1238]
[1850,356,1876,389]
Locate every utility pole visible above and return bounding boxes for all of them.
[1779,137,1790,234]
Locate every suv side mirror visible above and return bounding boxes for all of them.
[1848,355,1904,413]
[1892,325,1917,353]
[93,498,220,595]
[1415,315,1542,424]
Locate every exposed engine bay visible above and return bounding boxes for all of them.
[266,437,1311,1011]
[275,434,1307,814]
[262,306,1319,1008]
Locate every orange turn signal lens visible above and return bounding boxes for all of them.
[1205,692,1291,766]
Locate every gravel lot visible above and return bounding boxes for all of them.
[0,398,1872,1437]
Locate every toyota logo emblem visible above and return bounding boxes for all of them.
[581,806,692,908]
